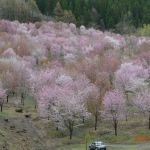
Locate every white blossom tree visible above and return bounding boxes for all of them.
[103,89,126,136]
[134,89,150,129]
[0,83,6,112]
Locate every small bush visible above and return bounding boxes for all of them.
[115,21,136,34]
[137,24,150,37]
[48,129,66,138]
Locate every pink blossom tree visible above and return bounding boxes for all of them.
[1,71,16,102]
[37,85,59,119]
[36,81,89,140]
[101,52,120,88]
[84,84,100,130]
[1,48,17,58]
[0,20,17,34]
[50,88,89,140]
[29,68,60,109]
[78,57,113,130]
[55,74,93,124]
[115,62,149,93]
[103,89,126,136]
[134,89,150,129]
[12,60,32,105]
[0,58,32,104]
[0,58,18,102]
[115,62,149,120]
[32,70,91,139]
[0,83,6,112]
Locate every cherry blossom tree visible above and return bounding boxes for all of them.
[29,68,60,109]
[115,62,149,93]
[29,68,59,95]
[37,85,60,119]
[85,84,100,130]
[32,70,92,139]
[56,74,94,124]
[1,71,17,102]
[0,20,17,34]
[0,56,33,104]
[1,48,17,58]
[115,62,149,120]
[12,60,32,105]
[134,89,150,129]
[78,57,113,130]
[103,89,126,136]
[0,83,6,112]
[49,88,89,140]
[0,58,18,102]
[101,52,120,88]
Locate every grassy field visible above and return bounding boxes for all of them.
[56,144,150,150]
[0,96,150,150]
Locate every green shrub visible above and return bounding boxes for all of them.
[137,24,150,37]
[115,21,136,35]
[48,129,66,138]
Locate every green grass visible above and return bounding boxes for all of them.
[57,144,138,150]
[61,143,150,150]
[50,115,150,150]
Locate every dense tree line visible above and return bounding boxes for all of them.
[0,0,42,22]
[0,0,149,32]
[35,0,150,31]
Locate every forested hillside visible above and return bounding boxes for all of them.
[0,1,150,150]
[0,0,150,33]
[35,0,150,30]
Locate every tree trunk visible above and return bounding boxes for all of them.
[149,114,150,130]
[82,116,85,124]
[34,100,37,109]
[69,122,73,140]
[69,128,73,140]
[36,58,39,65]
[12,91,15,96]
[21,93,24,105]
[125,114,128,122]
[6,95,9,103]
[114,120,118,136]
[94,113,98,130]
[0,105,3,112]
[109,74,113,89]
[125,92,129,122]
